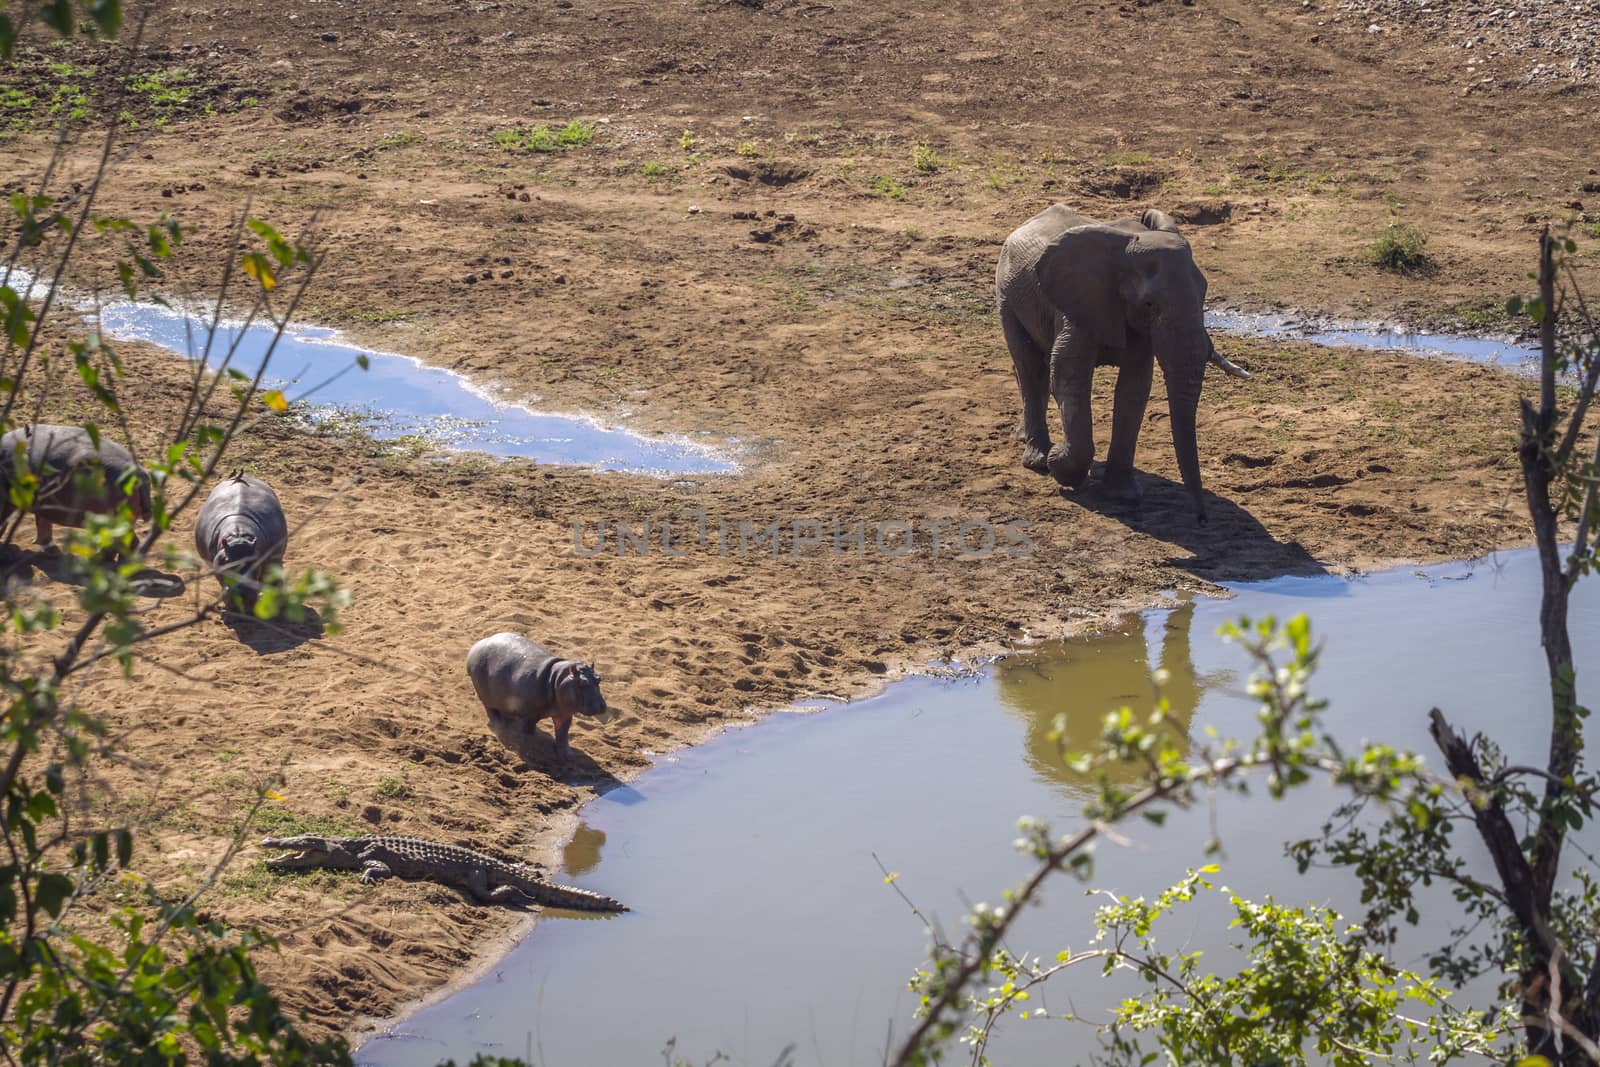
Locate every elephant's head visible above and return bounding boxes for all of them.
[1035,211,1246,522]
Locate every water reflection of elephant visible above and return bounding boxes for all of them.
[996,600,1229,792]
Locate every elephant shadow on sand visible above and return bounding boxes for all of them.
[996,598,1235,792]
[1063,461,1327,584]
[484,708,623,792]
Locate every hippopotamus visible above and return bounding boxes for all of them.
[193,472,287,609]
[0,423,152,548]
[466,633,608,758]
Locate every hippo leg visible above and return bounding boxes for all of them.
[553,715,573,758]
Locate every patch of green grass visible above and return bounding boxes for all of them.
[872,175,906,201]
[903,225,923,240]
[912,143,941,174]
[0,85,35,125]
[678,129,697,152]
[246,805,363,839]
[220,860,351,900]
[48,79,93,122]
[1367,222,1430,274]
[46,60,95,79]
[374,776,411,800]
[736,140,758,158]
[378,130,421,149]
[345,307,416,324]
[642,160,677,178]
[1448,299,1518,332]
[128,66,198,110]
[493,120,596,154]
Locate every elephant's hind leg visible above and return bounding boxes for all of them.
[1000,308,1051,473]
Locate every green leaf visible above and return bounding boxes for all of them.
[88,0,122,38]
[39,0,74,37]
[0,15,16,61]
[34,872,74,918]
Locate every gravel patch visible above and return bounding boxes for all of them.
[1335,0,1599,86]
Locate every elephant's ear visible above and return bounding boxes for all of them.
[1140,209,1182,234]
[1033,224,1132,350]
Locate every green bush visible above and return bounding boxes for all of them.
[1368,222,1429,273]
[492,119,595,153]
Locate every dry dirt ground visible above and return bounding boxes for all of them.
[2,0,1597,1042]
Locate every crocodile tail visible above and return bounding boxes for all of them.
[535,881,627,913]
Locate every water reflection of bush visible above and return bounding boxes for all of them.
[996,601,1231,792]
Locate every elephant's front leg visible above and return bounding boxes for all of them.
[1102,350,1154,503]
[1046,329,1097,489]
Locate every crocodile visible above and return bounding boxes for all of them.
[261,834,627,913]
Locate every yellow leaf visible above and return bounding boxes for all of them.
[263,789,285,801]
[242,254,277,291]
[884,872,899,884]
[263,390,287,413]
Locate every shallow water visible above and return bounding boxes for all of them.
[357,548,1600,1067]
[0,262,734,475]
[93,300,737,474]
[1206,309,1541,370]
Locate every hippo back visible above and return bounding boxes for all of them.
[466,633,561,717]
[0,424,150,527]
[194,473,288,569]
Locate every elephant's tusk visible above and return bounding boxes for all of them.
[1208,345,1252,380]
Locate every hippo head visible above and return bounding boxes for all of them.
[213,535,263,608]
[556,662,609,720]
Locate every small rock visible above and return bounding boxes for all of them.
[687,205,702,214]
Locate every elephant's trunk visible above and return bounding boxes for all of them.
[1157,328,1209,523]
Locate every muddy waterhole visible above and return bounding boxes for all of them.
[355,548,1598,1067]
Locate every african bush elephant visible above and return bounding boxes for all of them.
[995,206,1249,522]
